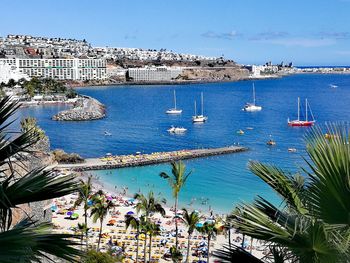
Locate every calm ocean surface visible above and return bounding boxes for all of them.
[18,74,350,213]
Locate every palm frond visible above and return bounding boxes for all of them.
[249,161,307,215]
[0,219,81,262]
[213,244,265,263]
[304,125,350,226]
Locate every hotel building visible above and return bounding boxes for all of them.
[0,58,107,80]
[128,66,182,82]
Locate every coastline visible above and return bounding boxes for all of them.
[72,71,350,89]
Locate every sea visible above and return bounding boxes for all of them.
[17,74,350,214]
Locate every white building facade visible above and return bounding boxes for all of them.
[0,58,106,80]
[0,60,30,84]
[128,66,182,82]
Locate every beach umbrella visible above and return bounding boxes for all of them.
[71,213,79,219]
[87,200,93,206]
[199,247,208,252]
[196,223,203,228]
[126,211,134,215]
[51,205,57,212]
[199,241,208,246]
[108,219,117,225]
[66,211,73,217]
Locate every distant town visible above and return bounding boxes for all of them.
[0,34,349,87]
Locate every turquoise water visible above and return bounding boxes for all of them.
[18,74,350,213]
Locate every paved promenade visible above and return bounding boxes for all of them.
[57,146,247,171]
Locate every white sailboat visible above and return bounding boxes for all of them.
[243,83,262,112]
[166,90,182,114]
[192,92,208,123]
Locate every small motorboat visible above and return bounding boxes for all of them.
[237,129,245,135]
[288,148,297,152]
[329,84,338,88]
[104,131,112,136]
[267,139,276,146]
[167,126,187,134]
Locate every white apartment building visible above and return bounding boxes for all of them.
[128,66,182,82]
[0,58,106,80]
[0,61,29,84]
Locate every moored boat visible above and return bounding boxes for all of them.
[192,92,208,123]
[288,97,315,127]
[243,83,262,112]
[167,126,187,133]
[166,90,182,114]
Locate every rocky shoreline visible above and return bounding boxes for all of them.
[52,96,105,121]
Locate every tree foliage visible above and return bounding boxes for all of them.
[220,124,350,263]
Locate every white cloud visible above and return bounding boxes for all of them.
[256,38,336,47]
[334,50,350,55]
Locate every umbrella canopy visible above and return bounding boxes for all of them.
[66,211,73,216]
[108,219,117,224]
[126,211,134,215]
[71,213,79,219]
[199,241,208,247]
[51,205,57,212]
[195,223,203,228]
[198,247,208,252]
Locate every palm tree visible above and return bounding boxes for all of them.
[77,222,87,249]
[134,191,166,218]
[134,191,166,261]
[182,208,200,263]
[125,215,147,263]
[223,124,350,263]
[160,161,192,248]
[0,96,81,262]
[90,192,115,251]
[145,221,160,263]
[74,176,93,250]
[198,222,217,263]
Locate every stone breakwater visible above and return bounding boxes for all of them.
[56,146,247,171]
[52,96,105,121]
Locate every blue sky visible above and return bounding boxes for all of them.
[1,0,349,65]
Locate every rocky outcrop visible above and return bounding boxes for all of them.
[52,96,105,121]
[178,66,250,82]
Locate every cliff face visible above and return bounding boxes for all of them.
[178,66,250,82]
[11,136,55,227]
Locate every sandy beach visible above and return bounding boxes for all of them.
[51,170,266,262]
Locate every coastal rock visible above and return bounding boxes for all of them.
[52,96,105,121]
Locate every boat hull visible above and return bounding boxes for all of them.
[192,115,208,123]
[243,105,262,112]
[166,109,182,114]
[288,120,315,127]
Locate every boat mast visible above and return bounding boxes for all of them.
[253,83,256,105]
[173,90,177,109]
[194,101,197,116]
[305,98,308,121]
[297,97,300,121]
[201,92,204,116]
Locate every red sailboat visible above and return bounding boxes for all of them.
[288,97,315,127]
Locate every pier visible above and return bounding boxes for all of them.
[57,146,247,171]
